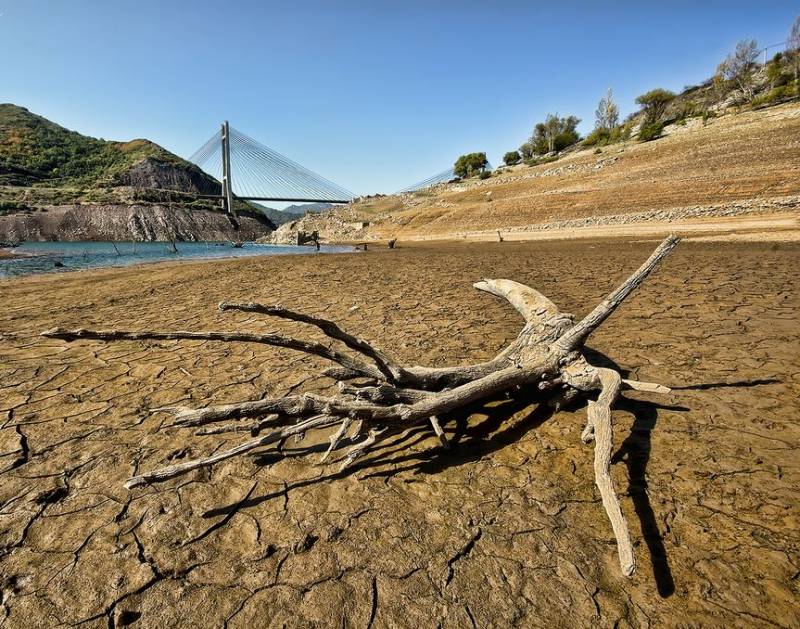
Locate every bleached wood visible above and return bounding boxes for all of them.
[219,302,400,382]
[556,235,679,351]
[621,379,671,394]
[45,235,681,577]
[42,327,381,379]
[429,416,449,449]
[589,368,635,576]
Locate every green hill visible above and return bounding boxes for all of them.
[0,104,218,194]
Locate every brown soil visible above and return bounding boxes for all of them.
[1,240,798,628]
[310,103,800,242]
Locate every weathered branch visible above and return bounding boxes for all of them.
[42,327,382,379]
[473,279,562,324]
[556,235,680,351]
[621,379,671,394]
[124,414,340,488]
[161,395,327,428]
[320,418,352,463]
[195,415,279,436]
[43,235,682,577]
[219,301,400,382]
[588,368,635,576]
[475,278,576,344]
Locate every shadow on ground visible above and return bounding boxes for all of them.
[195,351,785,599]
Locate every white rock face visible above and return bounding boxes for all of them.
[0,204,273,242]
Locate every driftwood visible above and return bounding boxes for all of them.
[42,235,680,576]
[297,230,321,250]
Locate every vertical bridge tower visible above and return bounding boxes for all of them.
[220,121,235,215]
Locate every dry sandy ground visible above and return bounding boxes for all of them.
[390,212,800,244]
[0,240,798,628]
[332,102,800,241]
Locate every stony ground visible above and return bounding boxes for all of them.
[0,239,798,628]
[287,102,800,243]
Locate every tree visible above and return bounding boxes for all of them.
[717,39,759,101]
[595,88,619,131]
[788,16,800,81]
[634,88,675,123]
[519,141,535,160]
[503,150,521,166]
[528,114,581,155]
[453,152,488,178]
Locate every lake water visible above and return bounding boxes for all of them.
[0,241,355,279]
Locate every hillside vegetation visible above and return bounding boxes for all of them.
[277,102,800,242]
[0,105,278,241]
[0,104,216,193]
[273,31,800,243]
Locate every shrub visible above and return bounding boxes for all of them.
[478,170,492,180]
[527,114,581,155]
[751,83,798,108]
[638,121,665,142]
[635,89,675,123]
[620,122,634,141]
[766,58,790,88]
[518,141,535,160]
[524,155,558,167]
[594,148,602,154]
[675,101,700,121]
[453,152,489,178]
[503,150,521,166]
[0,200,31,213]
[582,128,609,147]
[582,125,626,147]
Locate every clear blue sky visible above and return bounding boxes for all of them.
[1,1,797,195]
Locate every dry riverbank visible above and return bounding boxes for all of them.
[0,239,798,627]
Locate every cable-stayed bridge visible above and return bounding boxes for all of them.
[188,122,355,214]
[398,161,493,194]
[397,167,456,193]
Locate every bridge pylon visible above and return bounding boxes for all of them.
[188,123,355,207]
[220,121,235,215]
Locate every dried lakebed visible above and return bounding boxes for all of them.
[0,239,797,627]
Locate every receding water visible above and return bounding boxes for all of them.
[0,241,354,279]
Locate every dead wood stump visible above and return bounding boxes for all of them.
[42,235,681,576]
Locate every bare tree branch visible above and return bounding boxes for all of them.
[219,301,400,382]
[43,235,681,576]
[556,235,679,351]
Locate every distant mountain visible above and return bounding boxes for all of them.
[283,202,333,215]
[248,203,293,227]
[249,202,334,227]
[0,103,218,193]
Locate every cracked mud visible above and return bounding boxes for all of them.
[0,239,798,627]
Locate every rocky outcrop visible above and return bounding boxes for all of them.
[0,204,273,242]
[112,157,219,194]
[261,207,372,244]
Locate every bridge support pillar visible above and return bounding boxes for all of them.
[221,121,235,215]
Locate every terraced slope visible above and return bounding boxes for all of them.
[292,103,799,242]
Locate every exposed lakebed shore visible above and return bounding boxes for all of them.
[0,238,797,627]
[0,241,353,279]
